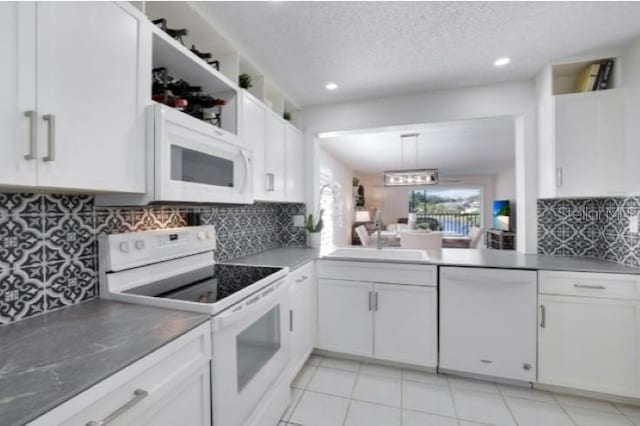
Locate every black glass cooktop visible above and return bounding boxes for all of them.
[124,264,283,304]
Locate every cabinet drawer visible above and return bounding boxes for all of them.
[29,321,212,426]
[539,270,640,300]
[289,261,314,293]
[317,260,436,286]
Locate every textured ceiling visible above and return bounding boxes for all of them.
[320,117,515,176]
[196,1,640,106]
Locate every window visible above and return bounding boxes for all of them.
[409,187,481,236]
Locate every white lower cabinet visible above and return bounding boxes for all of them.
[316,261,438,367]
[28,322,212,426]
[317,279,373,357]
[289,262,316,379]
[538,271,640,398]
[373,283,438,366]
[440,267,537,382]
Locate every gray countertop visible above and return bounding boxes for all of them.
[229,247,319,270]
[0,300,210,426]
[231,246,640,275]
[423,248,640,274]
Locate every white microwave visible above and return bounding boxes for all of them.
[97,103,253,206]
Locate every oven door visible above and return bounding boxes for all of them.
[154,104,253,204]
[211,278,291,426]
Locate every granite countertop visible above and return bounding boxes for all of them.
[229,247,319,270]
[0,300,210,426]
[231,246,640,275]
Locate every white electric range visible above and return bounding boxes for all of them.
[99,225,291,426]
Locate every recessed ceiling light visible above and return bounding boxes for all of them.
[494,57,511,67]
[325,82,338,90]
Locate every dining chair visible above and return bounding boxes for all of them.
[468,227,484,249]
[400,231,443,249]
[355,225,370,247]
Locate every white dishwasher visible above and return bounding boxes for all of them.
[440,267,537,382]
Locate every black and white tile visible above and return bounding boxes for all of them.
[538,196,640,267]
[0,192,306,325]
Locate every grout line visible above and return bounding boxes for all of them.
[550,393,579,426]
[444,373,462,426]
[497,385,520,426]
[341,361,362,426]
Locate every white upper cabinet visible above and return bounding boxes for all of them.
[262,111,286,201]
[553,90,624,197]
[0,2,150,193]
[284,124,305,203]
[537,57,626,198]
[243,93,267,199]
[0,2,37,187]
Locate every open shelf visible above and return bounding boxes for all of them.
[151,27,238,136]
[143,1,304,131]
[552,57,618,96]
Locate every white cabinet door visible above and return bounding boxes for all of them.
[373,284,437,367]
[554,91,624,197]
[133,363,211,426]
[263,111,286,200]
[317,279,373,357]
[538,295,640,397]
[284,124,305,203]
[0,2,37,186]
[440,267,537,382]
[290,264,316,377]
[35,2,149,192]
[243,93,267,199]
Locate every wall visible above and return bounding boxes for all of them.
[495,167,516,201]
[358,174,496,232]
[538,197,640,267]
[303,80,538,253]
[0,192,305,325]
[318,148,354,246]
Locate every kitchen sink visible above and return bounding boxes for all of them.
[324,247,429,262]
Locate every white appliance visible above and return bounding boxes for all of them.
[439,267,537,382]
[99,226,291,426]
[96,103,253,205]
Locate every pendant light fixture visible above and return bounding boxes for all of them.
[383,133,438,187]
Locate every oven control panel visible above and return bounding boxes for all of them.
[100,225,216,272]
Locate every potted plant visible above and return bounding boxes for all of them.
[305,210,324,248]
[239,73,252,89]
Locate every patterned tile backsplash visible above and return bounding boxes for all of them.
[538,197,640,267]
[0,193,306,325]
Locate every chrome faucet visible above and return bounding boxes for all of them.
[374,209,383,250]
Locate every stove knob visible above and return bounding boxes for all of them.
[197,231,206,240]
[206,231,214,239]
[135,240,145,250]
[119,242,130,253]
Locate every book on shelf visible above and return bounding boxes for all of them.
[596,59,614,90]
[574,59,615,93]
[575,63,601,92]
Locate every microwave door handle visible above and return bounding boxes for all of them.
[213,279,288,329]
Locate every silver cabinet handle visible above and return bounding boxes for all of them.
[374,292,379,311]
[556,167,563,188]
[42,114,56,162]
[368,291,372,311]
[289,309,293,332]
[480,359,493,364]
[86,388,148,426]
[24,110,37,160]
[295,275,309,283]
[266,173,275,191]
[574,284,606,290]
[540,305,546,328]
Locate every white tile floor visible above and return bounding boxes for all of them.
[279,355,640,426]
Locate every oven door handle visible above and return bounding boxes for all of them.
[213,279,288,329]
